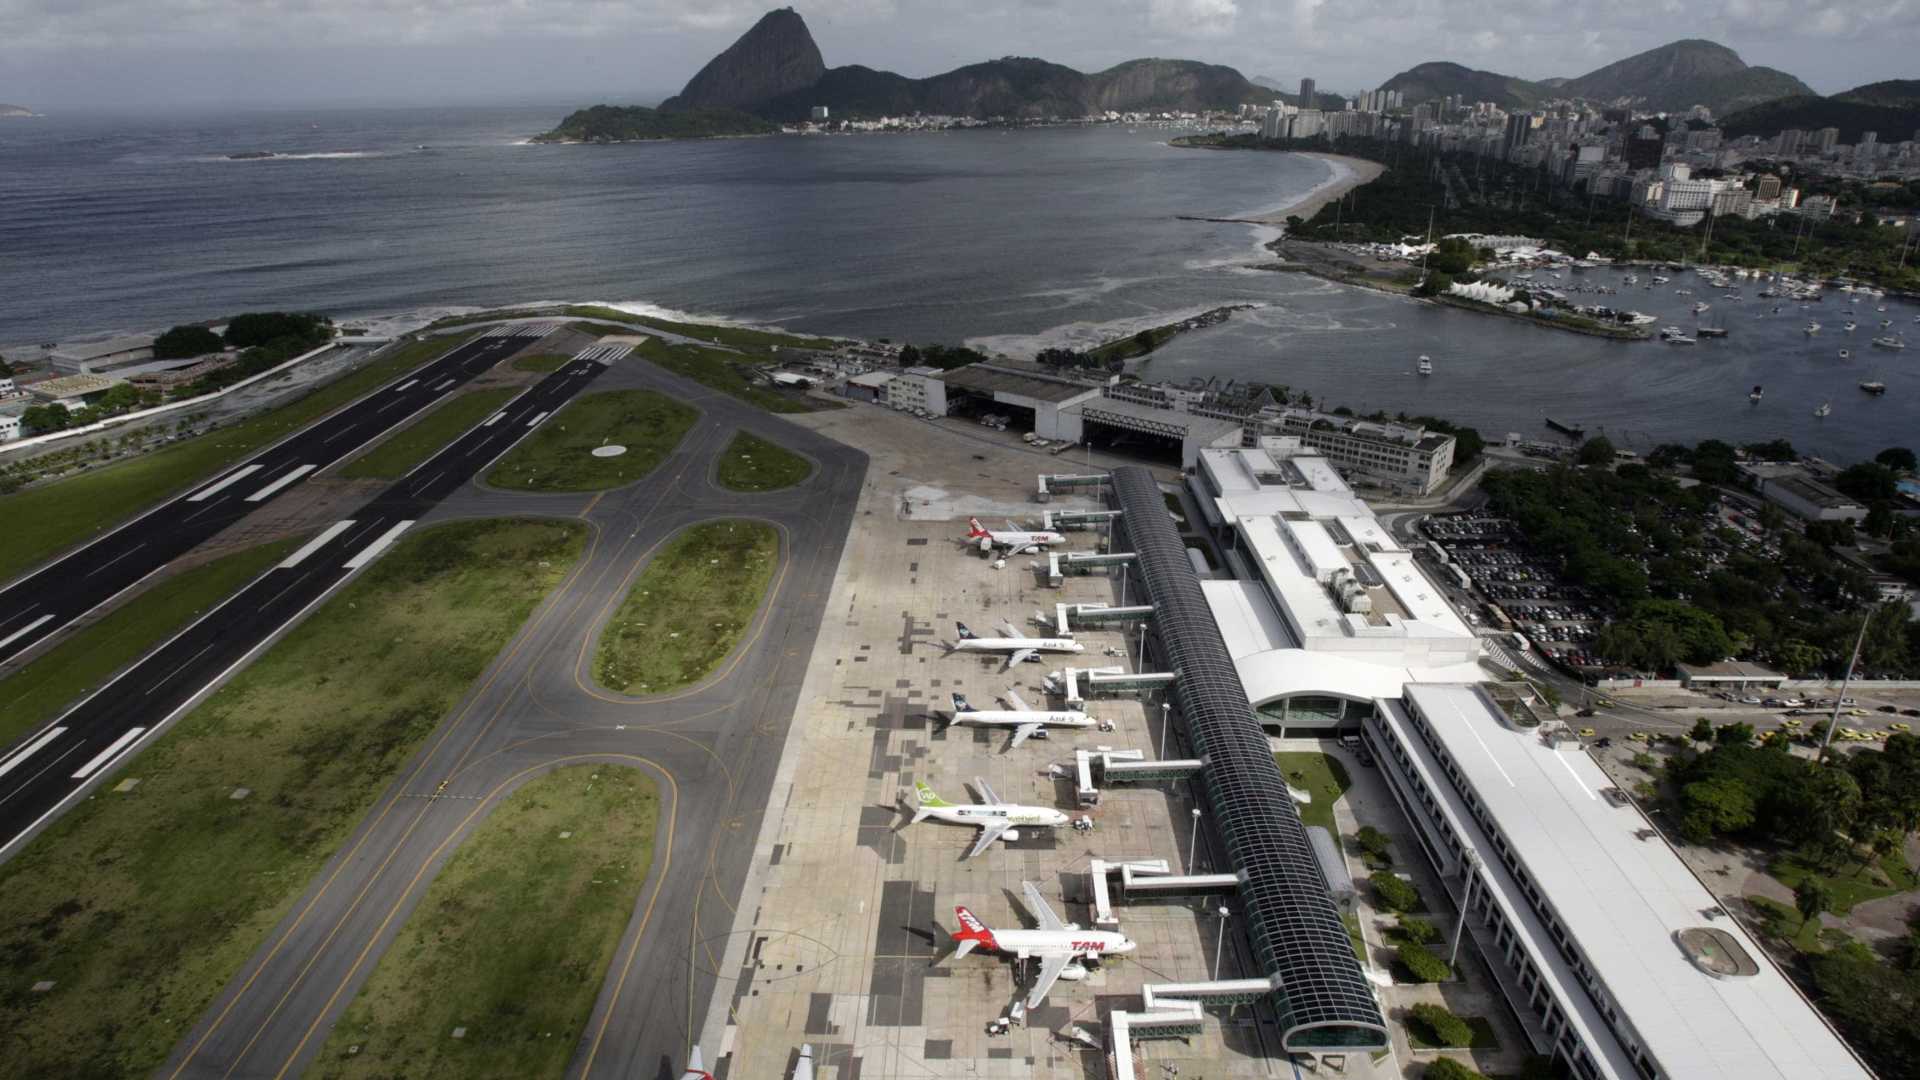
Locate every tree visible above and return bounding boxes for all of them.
[1836,463,1899,502]
[1805,519,1857,548]
[20,404,71,434]
[1396,941,1451,982]
[1877,447,1917,474]
[153,325,224,360]
[1371,871,1421,913]
[1414,271,1454,297]
[1795,879,1833,928]
[222,311,328,349]
[1678,777,1756,843]
[1690,717,1717,745]
[1808,941,1920,1075]
[1716,721,1756,747]
[1648,443,1691,470]
[1356,825,1393,865]
[1774,638,1826,676]
[1409,1002,1475,1047]
[0,353,12,377]
[1397,915,1439,944]
[1743,438,1798,462]
[1576,436,1617,467]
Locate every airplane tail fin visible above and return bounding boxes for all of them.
[955,621,977,641]
[967,517,990,538]
[912,781,949,822]
[952,905,997,955]
[950,692,971,714]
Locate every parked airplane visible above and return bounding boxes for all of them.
[680,1048,712,1080]
[793,1044,814,1080]
[947,688,1110,748]
[951,881,1137,1008]
[912,778,1069,858]
[966,516,1067,553]
[949,621,1085,670]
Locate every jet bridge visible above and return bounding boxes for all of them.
[1044,508,1123,530]
[1106,977,1289,1075]
[1059,602,1154,629]
[1087,859,1242,925]
[1036,473,1109,502]
[1048,666,1176,708]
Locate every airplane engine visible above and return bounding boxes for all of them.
[1058,962,1088,981]
[1020,545,1039,555]
[1002,829,1020,842]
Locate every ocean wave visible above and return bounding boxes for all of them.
[205,150,386,162]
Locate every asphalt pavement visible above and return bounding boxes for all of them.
[156,353,867,1078]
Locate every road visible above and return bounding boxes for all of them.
[0,337,609,857]
[157,354,867,1078]
[0,326,555,666]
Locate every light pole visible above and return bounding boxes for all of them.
[1188,808,1202,873]
[1820,609,1872,763]
[1135,622,1147,670]
[1448,850,1480,970]
[1159,701,1172,759]
[1120,563,1129,607]
[1212,905,1231,981]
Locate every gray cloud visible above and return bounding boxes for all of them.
[0,0,1911,106]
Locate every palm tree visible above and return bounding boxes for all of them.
[1795,879,1832,931]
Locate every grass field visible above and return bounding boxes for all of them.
[341,388,518,480]
[485,390,696,492]
[511,353,570,373]
[634,337,824,414]
[715,430,812,492]
[0,539,297,752]
[1768,853,1909,914]
[0,332,476,584]
[564,304,838,350]
[1275,751,1352,835]
[313,764,659,1079]
[596,519,779,694]
[0,518,585,1078]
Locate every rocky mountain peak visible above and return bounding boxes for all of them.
[660,7,827,112]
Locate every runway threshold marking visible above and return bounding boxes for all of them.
[279,521,357,570]
[245,465,318,502]
[482,412,506,427]
[342,521,414,569]
[188,464,265,502]
[0,727,66,780]
[0,613,55,652]
[70,727,147,780]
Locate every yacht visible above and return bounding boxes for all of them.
[1804,320,1821,334]
[1814,402,1832,418]
[1749,385,1765,403]
[1840,349,1852,360]
[1861,380,1888,395]
[1692,301,1711,314]
[1652,275,1670,284]
[1698,326,1728,338]
[1844,322,1858,332]
[1873,336,1906,350]
[1665,333,1697,345]
[1623,273,1638,285]
[1417,355,1433,375]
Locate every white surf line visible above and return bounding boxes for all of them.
[71,727,147,780]
[343,520,414,569]
[525,410,550,428]
[81,542,146,579]
[0,614,55,653]
[0,727,66,781]
[394,378,420,392]
[279,520,358,570]
[187,463,265,502]
[244,464,318,502]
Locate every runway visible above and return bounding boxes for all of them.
[156,352,867,1077]
[0,337,610,857]
[0,325,557,667]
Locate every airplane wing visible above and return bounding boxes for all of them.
[967,821,1008,859]
[996,620,1019,638]
[1005,519,1021,532]
[1026,953,1072,1009]
[1002,648,1035,671]
[1008,722,1042,749]
[1003,687,1030,712]
[973,776,1001,805]
[1024,881,1068,931]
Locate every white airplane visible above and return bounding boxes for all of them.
[965,516,1067,553]
[949,621,1085,670]
[951,881,1138,1008]
[912,778,1069,858]
[947,688,1110,749]
[793,1044,814,1080]
[680,1047,712,1080]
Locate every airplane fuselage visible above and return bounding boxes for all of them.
[985,928,1136,961]
[951,708,1094,730]
[954,637,1083,655]
[921,803,1068,829]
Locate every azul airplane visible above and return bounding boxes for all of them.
[948,620,1084,670]
[947,688,1109,749]
[952,881,1138,1008]
[912,778,1068,858]
[965,517,1067,553]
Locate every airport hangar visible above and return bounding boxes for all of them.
[1086,447,1869,1078]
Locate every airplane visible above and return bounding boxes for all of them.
[965,516,1067,553]
[949,621,1085,670]
[793,1044,814,1080]
[912,778,1069,858]
[680,1047,713,1080]
[947,688,1111,749]
[951,881,1138,1009]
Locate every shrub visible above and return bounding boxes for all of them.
[1397,915,1439,945]
[1371,871,1421,913]
[1356,825,1393,864]
[154,325,224,359]
[1424,1059,1488,1080]
[1409,1002,1474,1047]
[1396,941,1451,983]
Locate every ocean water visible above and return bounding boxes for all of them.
[2,106,1914,461]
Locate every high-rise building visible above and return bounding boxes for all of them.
[1815,127,1840,152]
[1502,111,1536,160]
[1755,174,1783,201]
[1299,77,1316,107]
[1778,128,1806,156]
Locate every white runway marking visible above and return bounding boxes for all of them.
[279,520,358,569]
[0,727,66,781]
[71,727,147,780]
[343,520,415,569]
[431,378,455,391]
[82,543,145,579]
[187,464,264,502]
[482,412,506,427]
[0,614,55,652]
[394,379,419,392]
[245,464,318,502]
[526,410,550,428]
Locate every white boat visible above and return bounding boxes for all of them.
[1417,355,1433,375]
[1652,275,1670,284]
[1665,334,1697,345]
[1861,380,1887,395]
[1804,321,1821,334]
[1623,273,1638,285]
[1844,322,1857,332]
[1814,402,1831,418]
[1873,337,1907,350]
[1749,385,1764,403]
[1840,349,1852,359]
[1692,302,1711,314]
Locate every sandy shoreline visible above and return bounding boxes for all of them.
[1253,152,1387,225]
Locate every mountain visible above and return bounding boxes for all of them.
[1836,79,1920,110]
[1251,75,1288,92]
[531,105,777,143]
[1557,39,1810,115]
[1381,62,1548,110]
[1722,94,1920,145]
[658,7,826,112]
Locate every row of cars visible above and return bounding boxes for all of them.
[1423,513,1607,672]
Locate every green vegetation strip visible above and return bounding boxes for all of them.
[596,519,779,694]
[635,337,820,414]
[716,430,812,493]
[341,388,519,480]
[0,539,297,751]
[1275,751,1351,835]
[314,764,659,1079]
[511,353,570,373]
[0,331,478,583]
[485,389,696,492]
[0,518,585,1078]
[565,304,838,350]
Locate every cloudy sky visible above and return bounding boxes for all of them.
[2,0,1913,108]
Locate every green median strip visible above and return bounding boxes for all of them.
[484,389,696,492]
[563,304,839,350]
[596,519,779,694]
[715,430,813,493]
[0,331,479,584]
[635,337,827,414]
[313,764,659,1079]
[0,538,299,752]
[0,518,585,1078]
[340,388,519,480]
[511,353,570,373]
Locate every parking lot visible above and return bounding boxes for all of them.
[1420,513,1604,670]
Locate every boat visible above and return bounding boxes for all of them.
[1698,326,1728,338]
[1665,334,1697,345]
[1881,320,1894,328]
[1840,349,1852,359]
[1545,417,1586,439]
[1873,337,1906,349]
[1692,302,1711,314]
[1804,321,1821,333]
[1814,402,1832,418]
[1417,355,1433,375]
[1844,322,1858,332]
[1623,273,1638,285]
[1652,275,1670,284]
[1749,385,1764,403]
[1861,381,1888,395]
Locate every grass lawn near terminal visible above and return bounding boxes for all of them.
[596,519,779,694]
[1274,750,1352,836]
[634,337,824,414]
[0,538,298,752]
[312,764,659,1079]
[0,331,479,584]
[484,390,696,492]
[341,388,518,480]
[715,430,812,492]
[0,518,585,1079]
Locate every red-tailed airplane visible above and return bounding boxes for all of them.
[952,882,1137,1008]
[965,516,1066,553]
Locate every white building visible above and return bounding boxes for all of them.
[1366,683,1873,1080]
[884,366,947,415]
[0,412,20,442]
[1263,410,1456,496]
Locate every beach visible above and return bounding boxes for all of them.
[1255,151,1387,225]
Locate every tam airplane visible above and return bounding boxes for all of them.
[966,517,1067,553]
[952,881,1138,1008]
[947,688,1110,749]
[949,620,1085,670]
[912,778,1069,858]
